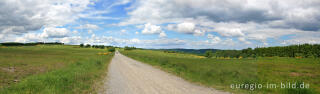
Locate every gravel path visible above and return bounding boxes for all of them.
[101,51,229,94]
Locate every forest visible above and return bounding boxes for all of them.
[0,42,64,46]
[213,44,320,58]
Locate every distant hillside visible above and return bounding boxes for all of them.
[155,49,219,55]
[0,42,64,46]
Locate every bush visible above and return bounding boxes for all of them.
[204,50,213,58]
[85,44,91,48]
[80,44,84,48]
[108,47,115,52]
[124,46,136,50]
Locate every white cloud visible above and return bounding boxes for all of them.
[238,37,251,44]
[282,37,320,45]
[42,27,69,38]
[57,36,82,44]
[118,0,320,48]
[0,0,93,35]
[72,30,78,34]
[193,29,205,36]
[141,23,166,37]
[214,28,245,37]
[177,22,195,34]
[77,24,99,30]
[12,27,70,43]
[167,22,206,36]
[2,0,320,49]
[121,29,126,33]
[136,25,144,29]
[15,33,45,43]
[207,34,221,44]
[123,0,320,31]
[130,38,141,44]
[88,30,93,34]
[142,23,162,34]
[159,32,167,38]
[222,38,235,46]
[108,0,133,9]
[120,29,128,35]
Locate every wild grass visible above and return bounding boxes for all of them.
[0,45,113,93]
[121,49,320,94]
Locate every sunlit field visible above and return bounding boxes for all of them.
[121,49,320,94]
[0,45,113,94]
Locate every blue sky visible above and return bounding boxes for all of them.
[1,0,320,49]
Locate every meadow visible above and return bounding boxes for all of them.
[0,45,113,93]
[121,49,320,94]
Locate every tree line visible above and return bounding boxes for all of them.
[124,46,137,50]
[206,44,320,58]
[0,42,64,46]
[79,43,115,52]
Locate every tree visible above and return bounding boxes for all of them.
[204,50,213,58]
[108,47,115,52]
[124,46,136,50]
[85,44,91,48]
[212,44,320,58]
[80,43,84,48]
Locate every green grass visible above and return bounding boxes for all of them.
[0,45,113,93]
[121,49,320,94]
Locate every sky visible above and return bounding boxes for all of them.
[1,0,320,49]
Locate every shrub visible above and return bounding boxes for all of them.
[85,44,91,48]
[80,44,84,48]
[108,47,115,52]
[124,46,136,50]
[204,50,213,58]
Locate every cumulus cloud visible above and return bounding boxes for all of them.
[72,30,78,34]
[282,37,320,45]
[2,0,320,49]
[120,29,128,35]
[13,27,70,43]
[207,34,221,44]
[121,29,126,33]
[118,0,320,47]
[238,37,251,44]
[214,28,245,37]
[142,23,166,37]
[222,38,235,46]
[57,36,82,44]
[130,38,141,44]
[123,0,320,31]
[77,24,99,30]
[42,27,69,38]
[193,29,206,36]
[0,0,93,35]
[177,22,196,34]
[88,30,93,34]
[142,23,162,34]
[15,33,45,43]
[159,32,167,37]
[167,22,206,36]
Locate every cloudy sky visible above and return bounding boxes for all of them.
[1,0,320,49]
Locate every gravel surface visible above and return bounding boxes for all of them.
[101,51,229,94]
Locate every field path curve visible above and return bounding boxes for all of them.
[102,51,229,94]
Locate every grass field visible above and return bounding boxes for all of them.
[121,49,320,94]
[0,45,113,94]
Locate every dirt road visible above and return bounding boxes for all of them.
[101,51,229,94]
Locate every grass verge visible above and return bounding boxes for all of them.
[0,45,113,93]
[120,49,320,94]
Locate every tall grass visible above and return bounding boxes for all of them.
[121,50,320,94]
[0,45,113,93]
